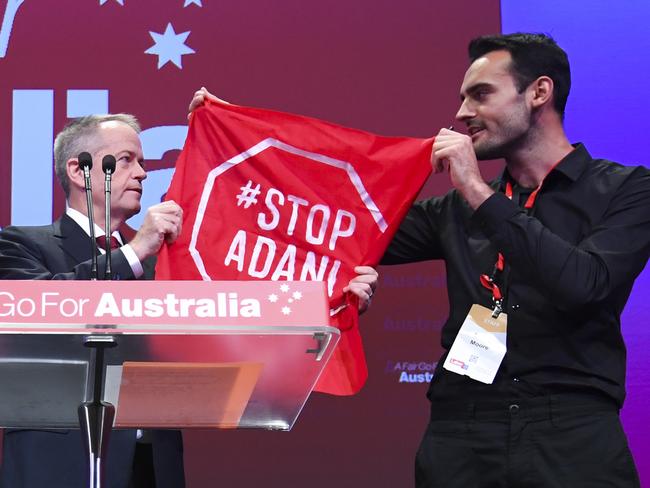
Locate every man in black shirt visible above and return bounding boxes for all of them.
[383,33,650,487]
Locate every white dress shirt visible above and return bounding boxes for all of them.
[66,207,144,278]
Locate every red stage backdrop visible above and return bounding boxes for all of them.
[0,0,500,485]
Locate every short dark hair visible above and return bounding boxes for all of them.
[468,33,571,118]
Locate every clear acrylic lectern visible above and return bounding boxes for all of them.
[0,280,340,487]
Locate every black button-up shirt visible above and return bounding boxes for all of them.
[382,144,650,407]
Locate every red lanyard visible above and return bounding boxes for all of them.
[504,180,543,210]
[479,164,559,317]
[480,256,505,317]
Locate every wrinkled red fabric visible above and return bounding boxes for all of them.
[156,99,432,395]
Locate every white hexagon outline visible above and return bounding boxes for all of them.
[189,137,388,280]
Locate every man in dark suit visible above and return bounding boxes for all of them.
[0,114,185,488]
[0,113,379,487]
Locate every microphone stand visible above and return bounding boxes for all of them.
[77,152,98,280]
[101,155,116,280]
[76,153,118,488]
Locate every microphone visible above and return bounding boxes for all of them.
[101,155,117,280]
[78,152,99,280]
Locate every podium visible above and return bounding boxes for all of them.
[0,280,339,486]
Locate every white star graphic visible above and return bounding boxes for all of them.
[184,0,202,6]
[268,294,278,303]
[145,23,195,69]
[281,306,291,315]
[99,0,124,4]
[279,284,290,293]
[292,291,302,300]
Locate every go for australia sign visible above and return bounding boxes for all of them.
[0,280,329,331]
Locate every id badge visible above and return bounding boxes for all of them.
[443,304,507,384]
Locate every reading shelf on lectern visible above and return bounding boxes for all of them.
[0,359,89,427]
[0,326,338,431]
[108,361,263,428]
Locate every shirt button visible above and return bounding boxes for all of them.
[511,304,520,311]
[509,404,520,415]
[513,377,520,382]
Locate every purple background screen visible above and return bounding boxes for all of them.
[0,0,647,485]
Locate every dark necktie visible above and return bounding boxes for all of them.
[96,235,120,251]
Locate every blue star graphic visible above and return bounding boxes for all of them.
[99,0,124,5]
[184,0,202,6]
[145,23,195,70]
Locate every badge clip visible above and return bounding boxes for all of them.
[491,299,503,319]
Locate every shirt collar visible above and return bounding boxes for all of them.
[497,143,591,190]
[550,143,591,182]
[65,207,124,244]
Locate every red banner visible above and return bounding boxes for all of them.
[156,100,432,394]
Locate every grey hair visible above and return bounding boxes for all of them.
[53,114,141,196]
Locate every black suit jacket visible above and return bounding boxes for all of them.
[0,213,153,280]
[0,214,184,488]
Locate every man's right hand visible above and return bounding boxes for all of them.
[128,201,183,261]
[432,128,494,210]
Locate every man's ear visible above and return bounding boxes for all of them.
[530,76,554,109]
[66,158,85,191]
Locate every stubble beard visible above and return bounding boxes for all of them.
[473,111,532,161]
[473,139,504,161]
